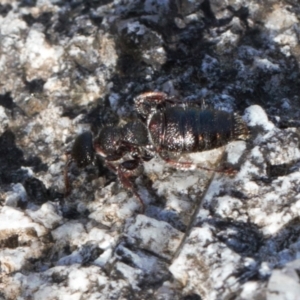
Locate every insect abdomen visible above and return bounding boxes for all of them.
[148,107,248,152]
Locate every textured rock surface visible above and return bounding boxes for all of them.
[0,0,300,299]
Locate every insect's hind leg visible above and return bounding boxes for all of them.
[134,91,170,106]
[134,91,171,117]
[159,151,236,175]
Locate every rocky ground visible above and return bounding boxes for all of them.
[0,0,300,299]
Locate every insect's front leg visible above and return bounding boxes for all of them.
[109,159,146,212]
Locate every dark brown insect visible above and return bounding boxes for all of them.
[65,92,249,211]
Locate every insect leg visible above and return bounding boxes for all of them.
[135,92,207,109]
[134,91,169,106]
[159,152,236,175]
[134,91,174,117]
[107,160,145,212]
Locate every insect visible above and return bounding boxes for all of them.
[65,92,249,211]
